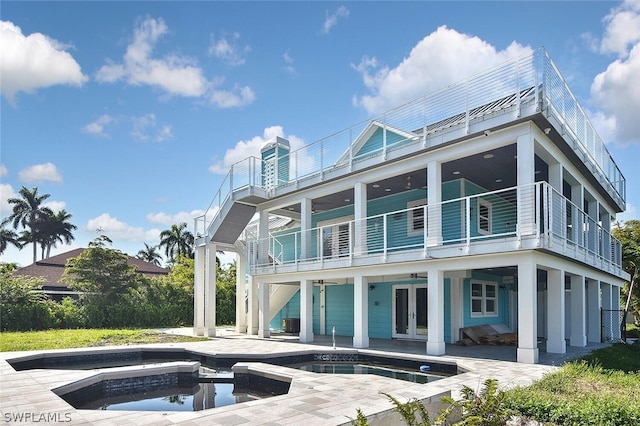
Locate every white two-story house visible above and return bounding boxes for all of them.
[193,48,628,364]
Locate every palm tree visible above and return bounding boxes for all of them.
[159,222,194,262]
[7,187,53,263]
[0,220,22,255]
[40,209,77,259]
[137,242,162,266]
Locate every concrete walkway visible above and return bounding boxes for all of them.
[0,328,609,425]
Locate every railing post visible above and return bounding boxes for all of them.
[229,165,234,193]
[535,182,541,244]
[383,214,388,258]
[423,205,428,257]
[465,197,471,247]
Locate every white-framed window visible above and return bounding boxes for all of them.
[317,216,353,259]
[477,199,492,235]
[407,198,427,237]
[470,281,498,317]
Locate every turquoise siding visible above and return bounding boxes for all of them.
[269,290,300,331]
[464,181,517,239]
[325,285,354,336]
[354,127,411,159]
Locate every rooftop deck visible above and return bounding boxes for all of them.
[195,48,626,245]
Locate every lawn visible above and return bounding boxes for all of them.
[0,328,208,352]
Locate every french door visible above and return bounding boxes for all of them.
[319,222,351,259]
[392,284,428,339]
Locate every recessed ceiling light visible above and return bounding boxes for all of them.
[288,207,294,210]
[372,184,380,188]
[344,198,350,202]
[453,171,461,175]
[483,153,494,159]
[535,170,541,174]
[495,179,502,183]
[385,188,392,192]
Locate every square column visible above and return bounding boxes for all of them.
[612,285,621,339]
[427,268,445,355]
[546,269,566,353]
[354,182,367,255]
[258,210,269,265]
[353,274,369,348]
[601,282,613,341]
[235,252,247,333]
[570,274,587,347]
[193,245,205,336]
[204,243,217,337]
[517,260,539,363]
[247,276,259,335]
[258,282,270,338]
[300,279,314,343]
[301,198,312,260]
[426,161,442,246]
[587,279,601,343]
[517,133,536,236]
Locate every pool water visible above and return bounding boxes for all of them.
[90,382,263,412]
[296,362,442,384]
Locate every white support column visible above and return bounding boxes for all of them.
[612,285,621,339]
[601,282,613,341]
[247,276,259,335]
[570,274,587,347]
[193,245,205,336]
[354,182,367,255]
[258,282,270,338]
[587,279,601,343]
[427,268,445,355]
[235,252,247,333]
[258,210,269,265]
[601,209,612,262]
[301,198,312,260]
[204,243,217,337]
[353,274,369,348]
[546,269,566,353]
[449,277,463,343]
[517,260,539,363]
[548,162,563,192]
[300,279,314,343]
[426,161,442,247]
[517,133,536,236]
[570,184,583,245]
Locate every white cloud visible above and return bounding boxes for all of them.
[600,0,640,57]
[209,32,250,66]
[615,202,638,224]
[0,20,87,102]
[86,213,160,243]
[210,85,256,108]
[96,17,208,97]
[321,6,349,34]
[283,50,296,74]
[208,125,308,175]
[43,200,66,213]
[18,162,63,184]
[146,210,205,227]
[590,1,640,146]
[352,26,531,114]
[0,183,18,217]
[130,113,173,142]
[83,114,114,137]
[0,164,8,177]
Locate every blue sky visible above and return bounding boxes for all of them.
[2,1,640,267]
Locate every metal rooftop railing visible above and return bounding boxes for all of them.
[195,47,626,240]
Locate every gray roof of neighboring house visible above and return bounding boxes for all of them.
[14,248,169,289]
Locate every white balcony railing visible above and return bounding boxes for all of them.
[196,48,625,241]
[247,183,623,274]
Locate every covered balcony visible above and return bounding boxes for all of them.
[246,182,624,278]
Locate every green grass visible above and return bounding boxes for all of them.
[0,329,208,352]
[627,323,639,338]
[506,343,640,425]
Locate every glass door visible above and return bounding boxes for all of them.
[392,284,428,339]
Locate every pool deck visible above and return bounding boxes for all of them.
[0,328,610,425]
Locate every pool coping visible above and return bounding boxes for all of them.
[0,338,557,425]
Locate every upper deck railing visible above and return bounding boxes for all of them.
[195,48,626,240]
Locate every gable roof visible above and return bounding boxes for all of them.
[336,120,418,165]
[14,248,169,289]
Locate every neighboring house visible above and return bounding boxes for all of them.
[193,48,629,364]
[14,248,169,301]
